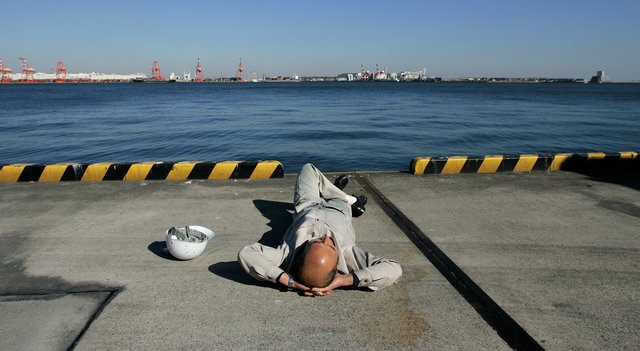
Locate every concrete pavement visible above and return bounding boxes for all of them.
[1,169,638,350]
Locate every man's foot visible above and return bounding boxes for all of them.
[351,195,367,218]
[334,175,348,190]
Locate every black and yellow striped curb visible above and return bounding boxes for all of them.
[410,152,639,175]
[0,161,284,182]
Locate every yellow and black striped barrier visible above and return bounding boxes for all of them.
[0,160,284,182]
[410,152,639,175]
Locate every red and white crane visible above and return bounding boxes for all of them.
[55,60,67,83]
[0,58,12,83]
[236,57,245,82]
[19,57,35,82]
[151,60,163,80]
[195,58,204,82]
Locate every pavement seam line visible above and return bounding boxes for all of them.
[355,173,544,351]
[67,288,122,351]
[0,288,121,350]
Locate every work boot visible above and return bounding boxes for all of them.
[351,195,367,218]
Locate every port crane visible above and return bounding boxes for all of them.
[151,60,164,80]
[0,59,12,83]
[195,58,204,82]
[19,57,35,82]
[360,64,372,81]
[236,57,245,82]
[55,60,67,83]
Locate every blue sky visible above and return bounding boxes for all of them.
[2,0,639,80]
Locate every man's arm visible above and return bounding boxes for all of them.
[349,247,402,291]
[238,242,312,293]
[237,243,289,283]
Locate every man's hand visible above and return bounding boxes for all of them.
[277,273,311,293]
[306,273,354,297]
[292,280,311,293]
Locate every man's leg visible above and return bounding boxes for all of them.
[293,163,323,213]
[294,163,349,214]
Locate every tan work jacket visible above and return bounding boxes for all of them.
[238,201,401,291]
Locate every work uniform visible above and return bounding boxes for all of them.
[238,163,402,291]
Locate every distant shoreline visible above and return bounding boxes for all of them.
[1,77,638,84]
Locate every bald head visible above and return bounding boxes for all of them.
[297,235,339,288]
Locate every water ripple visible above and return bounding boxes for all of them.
[1,82,638,172]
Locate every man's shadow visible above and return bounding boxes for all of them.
[253,199,294,248]
[208,199,294,287]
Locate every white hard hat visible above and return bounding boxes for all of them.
[165,225,215,260]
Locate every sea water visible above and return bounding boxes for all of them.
[1,82,638,172]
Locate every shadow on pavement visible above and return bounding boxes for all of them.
[208,261,273,288]
[577,169,640,191]
[207,199,294,288]
[147,241,182,261]
[252,199,293,248]
[562,157,640,191]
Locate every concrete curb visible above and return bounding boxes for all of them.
[2,151,637,181]
[410,152,639,175]
[0,160,284,182]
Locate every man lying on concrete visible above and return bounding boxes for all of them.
[238,163,402,296]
